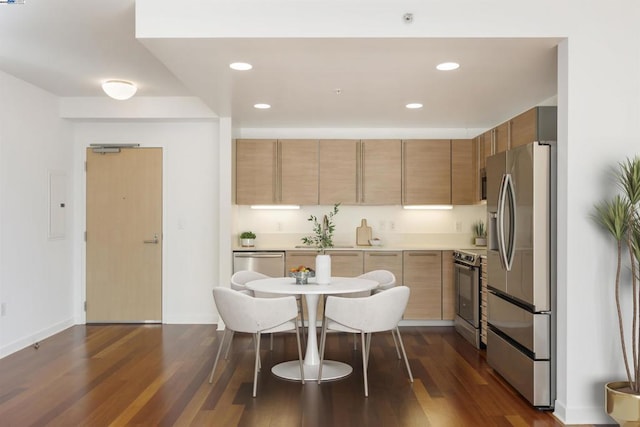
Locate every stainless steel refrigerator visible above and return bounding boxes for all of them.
[486,141,556,409]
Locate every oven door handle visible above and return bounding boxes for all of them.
[454,263,475,271]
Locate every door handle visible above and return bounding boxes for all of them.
[144,234,159,244]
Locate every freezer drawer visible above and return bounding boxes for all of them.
[487,329,551,407]
[233,252,285,277]
[487,292,550,359]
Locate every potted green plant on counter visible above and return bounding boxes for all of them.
[473,220,487,246]
[594,155,640,424]
[240,231,256,247]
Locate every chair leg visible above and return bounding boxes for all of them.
[390,328,401,359]
[270,333,274,351]
[361,332,369,397]
[317,319,329,384]
[365,332,372,367]
[209,329,229,383]
[295,322,305,384]
[253,332,262,397]
[224,330,235,360]
[353,333,357,351]
[395,326,413,383]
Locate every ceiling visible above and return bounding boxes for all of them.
[0,1,559,129]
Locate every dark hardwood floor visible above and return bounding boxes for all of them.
[0,325,601,426]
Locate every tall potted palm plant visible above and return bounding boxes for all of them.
[594,156,640,424]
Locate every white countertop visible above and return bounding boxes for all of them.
[233,244,487,252]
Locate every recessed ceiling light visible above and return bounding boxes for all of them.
[229,62,253,71]
[406,103,423,109]
[436,62,460,71]
[254,103,271,109]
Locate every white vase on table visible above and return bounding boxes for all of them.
[315,254,331,284]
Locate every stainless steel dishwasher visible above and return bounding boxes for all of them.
[232,251,285,277]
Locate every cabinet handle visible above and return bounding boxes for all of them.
[360,141,365,203]
[273,141,278,202]
[408,252,438,257]
[368,252,399,257]
[328,253,360,257]
[277,141,282,202]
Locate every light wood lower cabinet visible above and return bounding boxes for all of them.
[325,250,364,277]
[285,249,454,321]
[403,251,442,320]
[441,250,455,320]
[363,251,403,285]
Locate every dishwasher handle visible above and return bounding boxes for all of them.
[234,253,284,258]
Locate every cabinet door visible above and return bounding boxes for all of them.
[280,139,319,205]
[236,139,277,204]
[510,107,538,149]
[481,130,493,171]
[451,139,476,205]
[495,121,510,154]
[402,139,451,205]
[285,251,317,273]
[363,251,403,286]
[441,250,455,320]
[319,139,358,204]
[361,140,401,204]
[403,251,442,320]
[325,250,364,277]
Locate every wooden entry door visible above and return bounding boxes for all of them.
[86,147,162,322]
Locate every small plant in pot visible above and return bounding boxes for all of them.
[593,155,640,424]
[240,231,256,247]
[473,220,487,246]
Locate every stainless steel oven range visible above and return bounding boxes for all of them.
[453,249,485,349]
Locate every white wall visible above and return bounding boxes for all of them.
[0,71,74,357]
[72,120,219,324]
[136,0,640,422]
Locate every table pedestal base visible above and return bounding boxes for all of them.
[272,360,352,382]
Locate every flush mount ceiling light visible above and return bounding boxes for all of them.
[405,103,423,109]
[101,80,137,100]
[229,62,253,71]
[254,103,271,109]
[436,62,460,71]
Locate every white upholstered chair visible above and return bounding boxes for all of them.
[209,287,305,397]
[317,286,413,397]
[231,270,307,350]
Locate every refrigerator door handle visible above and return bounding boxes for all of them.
[504,173,516,271]
[496,174,508,270]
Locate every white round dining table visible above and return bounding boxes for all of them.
[245,276,379,381]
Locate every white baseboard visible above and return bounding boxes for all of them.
[0,318,75,359]
[553,399,613,424]
[162,314,217,324]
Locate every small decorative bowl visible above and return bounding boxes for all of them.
[290,270,315,285]
[369,238,382,246]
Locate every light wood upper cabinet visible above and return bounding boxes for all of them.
[402,139,451,205]
[319,139,358,205]
[361,140,401,205]
[510,106,557,149]
[481,130,493,171]
[319,139,400,205]
[279,140,319,204]
[236,139,318,205]
[236,139,277,205]
[451,139,476,205]
[364,251,403,286]
[403,250,443,320]
[495,121,510,154]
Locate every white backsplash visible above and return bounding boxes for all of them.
[233,204,487,248]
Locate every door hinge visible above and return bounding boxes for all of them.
[84,231,87,242]
[84,161,87,172]
[84,301,87,312]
